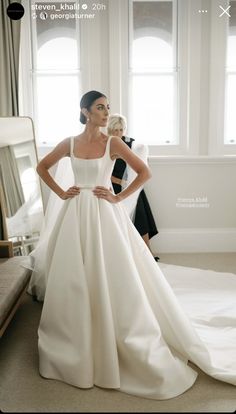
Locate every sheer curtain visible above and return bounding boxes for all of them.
[0,146,25,217]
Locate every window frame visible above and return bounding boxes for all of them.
[126,0,204,156]
[128,0,181,154]
[28,0,81,146]
[224,0,236,151]
[208,0,236,155]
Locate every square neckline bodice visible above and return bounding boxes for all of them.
[70,135,113,161]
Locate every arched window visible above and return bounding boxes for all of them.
[132,36,173,70]
[36,36,80,145]
[31,13,81,146]
[37,36,78,69]
[129,1,177,146]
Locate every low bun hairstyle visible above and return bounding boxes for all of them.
[79,90,107,124]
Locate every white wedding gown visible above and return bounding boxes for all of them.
[28,135,236,400]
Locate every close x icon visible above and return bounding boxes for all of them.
[219,5,231,17]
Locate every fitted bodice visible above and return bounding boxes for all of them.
[70,135,115,189]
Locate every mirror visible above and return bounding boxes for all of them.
[0,117,44,255]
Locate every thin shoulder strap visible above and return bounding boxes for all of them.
[105,135,113,159]
[70,136,74,157]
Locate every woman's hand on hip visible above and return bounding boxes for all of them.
[93,186,120,203]
[59,186,80,200]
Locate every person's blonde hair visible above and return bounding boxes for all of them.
[107,114,127,135]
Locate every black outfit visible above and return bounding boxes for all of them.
[111,136,158,240]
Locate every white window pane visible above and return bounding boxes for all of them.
[131,75,176,145]
[35,75,81,145]
[38,37,78,70]
[34,1,78,70]
[225,74,236,144]
[133,36,173,71]
[225,1,236,145]
[227,36,236,69]
[227,1,236,69]
[132,1,174,69]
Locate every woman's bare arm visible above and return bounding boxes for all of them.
[110,136,152,202]
[36,138,80,199]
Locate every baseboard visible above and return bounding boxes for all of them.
[151,228,236,253]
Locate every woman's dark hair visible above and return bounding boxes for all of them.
[80,90,107,124]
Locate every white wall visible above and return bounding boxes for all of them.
[146,156,236,253]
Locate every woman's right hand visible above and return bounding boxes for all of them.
[59,186,80,200]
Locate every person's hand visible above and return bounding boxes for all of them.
[93,186,120,203]
[59,186,80,200]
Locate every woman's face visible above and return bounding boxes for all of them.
[87,97,110,127]
[112,124,124,139]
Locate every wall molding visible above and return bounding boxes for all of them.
[148,155,236,165]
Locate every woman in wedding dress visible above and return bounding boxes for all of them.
[28,90,236,400]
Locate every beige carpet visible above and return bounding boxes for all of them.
[0,253,236,412]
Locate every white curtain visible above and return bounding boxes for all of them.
[0,0,21,116]
[0,146,24,217]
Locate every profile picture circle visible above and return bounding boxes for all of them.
[7,2,25,20]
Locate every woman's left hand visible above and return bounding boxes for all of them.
[93,186,119,203]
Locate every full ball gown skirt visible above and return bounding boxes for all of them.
[35,136,236,400]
